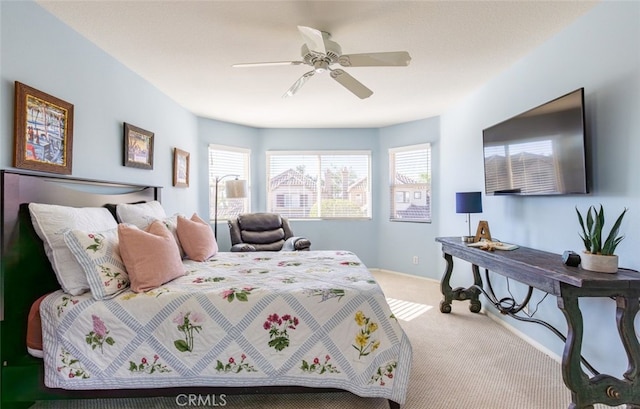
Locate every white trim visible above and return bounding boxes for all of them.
[388,142,431,154]
[369,268,440,284]
[208,143,251,155]
[267,150,371,156]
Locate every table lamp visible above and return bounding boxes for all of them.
[456,191,482,243]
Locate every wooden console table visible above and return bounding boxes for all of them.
[436,236,640,409]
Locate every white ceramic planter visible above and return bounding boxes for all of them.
[581,252,619,274]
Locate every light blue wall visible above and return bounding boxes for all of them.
[0,1,199,215]
[378,118,441,278]
[438,1,640,374]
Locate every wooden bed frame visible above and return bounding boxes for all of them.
[0,170,401,409]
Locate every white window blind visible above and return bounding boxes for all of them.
[267,151,371,219]
[208,144,250,221]
[389,144,431,222]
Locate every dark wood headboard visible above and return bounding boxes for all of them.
[0,170,161,365]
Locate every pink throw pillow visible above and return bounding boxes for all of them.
[118,220,185,292]
[176,213,218,261]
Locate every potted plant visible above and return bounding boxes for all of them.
[576,204,628,273]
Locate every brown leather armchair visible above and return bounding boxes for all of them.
[227,213,311,252]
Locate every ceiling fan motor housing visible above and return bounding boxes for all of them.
[301,32,342,66]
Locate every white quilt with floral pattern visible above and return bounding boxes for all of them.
[41,251,412,404]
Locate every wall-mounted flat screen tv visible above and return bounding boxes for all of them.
[482,88,589,196]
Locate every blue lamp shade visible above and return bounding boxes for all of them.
[456,192,483,214]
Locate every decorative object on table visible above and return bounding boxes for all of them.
[123,123,154,169]
[13,81,74,175]
[213,175,248,239]
[455,191,483,242]
[562,250,582,267]
[474,220,492,242]
[173,148,190,187]
[576,204,628,273]
[467,240,517,251]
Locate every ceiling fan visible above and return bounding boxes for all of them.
[233,26,411,99]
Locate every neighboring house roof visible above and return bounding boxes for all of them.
[396,204,430,219]
[395,173,420,185]
[349,176,368,192]
[270,168,317,190]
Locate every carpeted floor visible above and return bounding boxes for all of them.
[30,270,617,409]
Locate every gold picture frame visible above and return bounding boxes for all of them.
[123,123,154,169]
[173,148,190,187]
[14,81,74,175]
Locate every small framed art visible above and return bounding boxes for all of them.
[14,81,74,175]
[123,123,154,169]
[173,148,190,187]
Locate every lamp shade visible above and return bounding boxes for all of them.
[456,192,482,214]
[225,179,247,199]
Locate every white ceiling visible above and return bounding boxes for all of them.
[37,1,598,129]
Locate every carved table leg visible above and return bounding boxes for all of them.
[439,252,482,314]
[468,264,482,313]
[617,294,640,408]
[558,287,640,409]
[440,253,455,313]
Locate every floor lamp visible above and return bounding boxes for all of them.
[214,175,247,239]
[455,191,482,243]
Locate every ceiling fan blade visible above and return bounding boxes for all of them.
[297,26,326,55]
[338,51,411,67]
[330,69,373,99]
[283,70,315,98]
[233,61,304,68]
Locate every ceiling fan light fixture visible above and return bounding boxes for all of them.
[234,25,411,99]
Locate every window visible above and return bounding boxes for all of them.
[389,144,431,222]
[395,191,409,203]
[267,151,371,219]
[208,145,250,221]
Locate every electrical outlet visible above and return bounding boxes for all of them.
[412,256,419,265]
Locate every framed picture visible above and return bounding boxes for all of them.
[14,81,74,175]
[123,123,154,169]
[173,148,190,187]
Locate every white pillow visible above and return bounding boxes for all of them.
[63,228,129,300]
[159,213,185,258]
[115,201,166,229]
[28,203,118,295]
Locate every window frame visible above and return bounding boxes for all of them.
[389,143,432,223]
[266,150,372,220]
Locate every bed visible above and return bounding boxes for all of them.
[0,170,411,408]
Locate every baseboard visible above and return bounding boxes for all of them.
[372,268,563,365]
[369,268,441,284]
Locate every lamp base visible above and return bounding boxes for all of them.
[461,236,476,243]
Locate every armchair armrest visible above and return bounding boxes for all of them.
[282,237,311,251]
[230,243,256,252]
